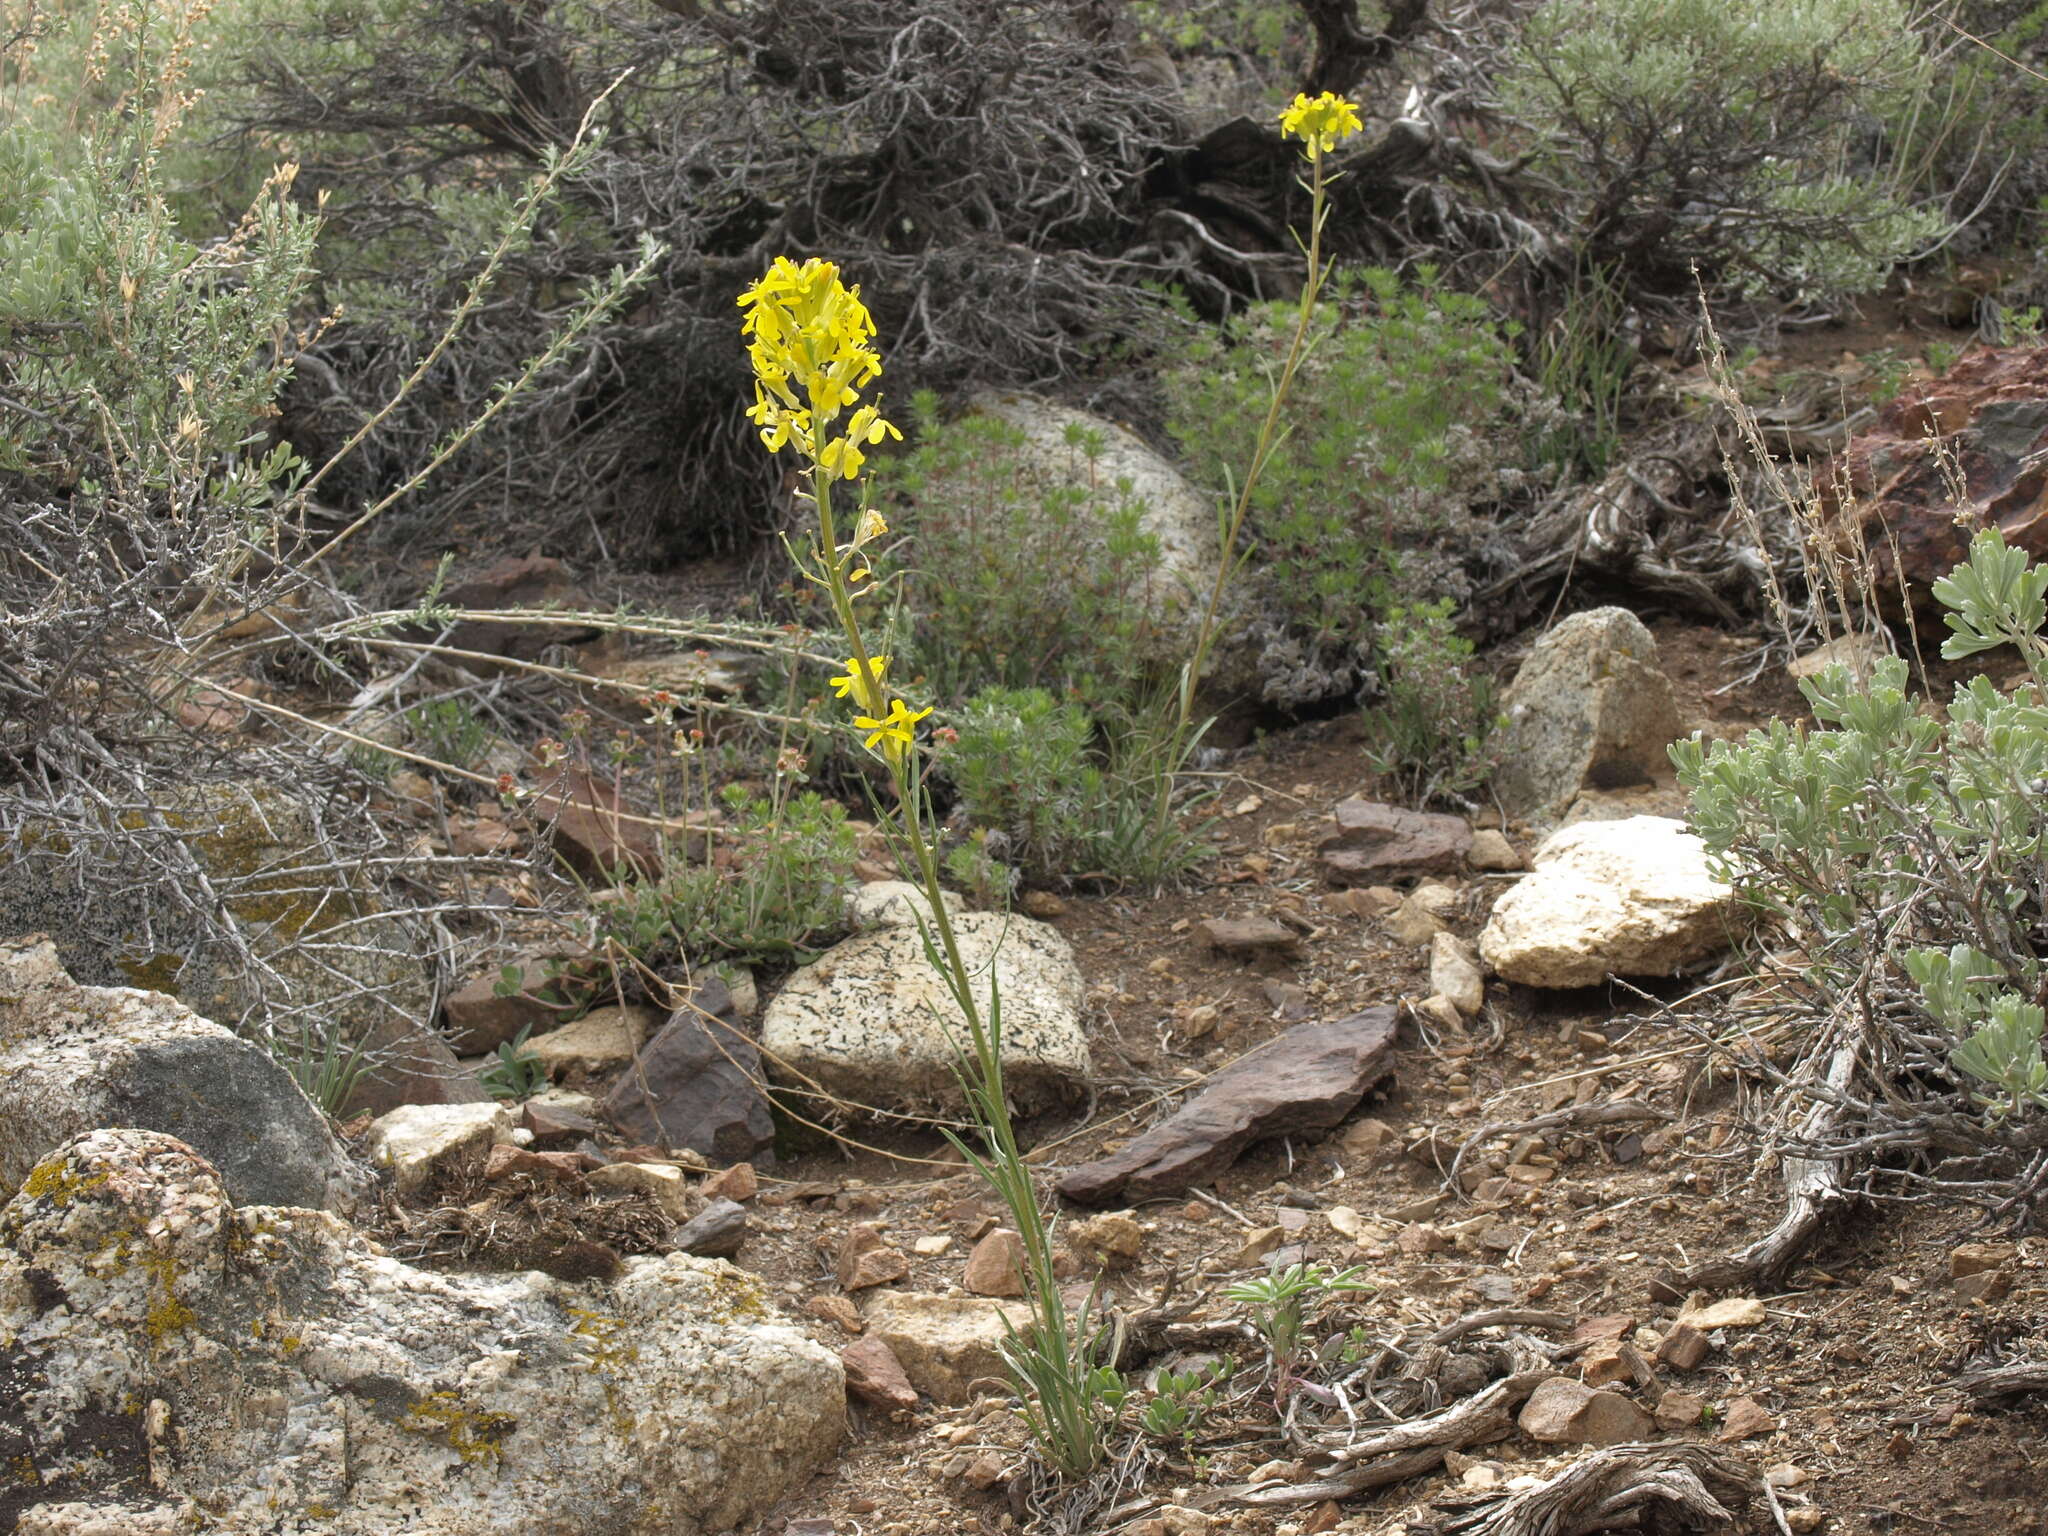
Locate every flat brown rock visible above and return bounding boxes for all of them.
[1196,917,1299,956]
[1319,799,1472,884]
[1058,1009,1398,1206]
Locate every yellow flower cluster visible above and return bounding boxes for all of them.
[737,256,902,479]
[1279,91,1362,157]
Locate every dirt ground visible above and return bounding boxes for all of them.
[363,609,2047,1536]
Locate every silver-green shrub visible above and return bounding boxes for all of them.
[1501,0,1942,303]
[1674,529,2048,1207]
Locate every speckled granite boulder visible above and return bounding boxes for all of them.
[0,1128,844,1535]
[1493,608,1682,827]
[0,936,367,1215]
[761,908,1089,1113]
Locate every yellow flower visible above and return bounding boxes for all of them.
[854,508,888,545]
[1279,91,1362,157]
[854,697,932,757]
[829,655,889,712]
[738,257,895,476]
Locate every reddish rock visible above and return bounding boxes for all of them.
[483,1144,583,1180]
[521,1099,599,1145]
[1580,1341,1647,1389]
[837,1224,909,1291]
[1059,1009,1398,1205]
[963,1229,1027,1297]
[1823,347,2048,604]
[442,955,592,1055]
[840,1335,919,1411]
[1518,1376,1654,1446]
[808,1294,863,1332]
[1318,800,1472,885]
[1570,1314,1637,1347]
[702,1161,758,1202]
[1716,1395,1778,1442]
[340,1014,493,1117]
[1655,1389,1709,1431]
[527,765,668,882]
[602,979,773,1166]
[1655,1322,1711,1371]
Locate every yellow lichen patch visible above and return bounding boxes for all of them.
[19,1155,111,1210]
[136,1250,196,1342]
[567,1308,640,1438]
[114,951,187,993]
[401,1392,517,1467]
[697,1264,771,1324]
[9,1452,41,1487]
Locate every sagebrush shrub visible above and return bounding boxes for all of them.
[1501,0,1941,302]
[1363,599,1501,809]
[1674,530,2048,1167]
[593,785,857,968]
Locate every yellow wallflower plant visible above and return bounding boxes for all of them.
[741,255,1118,1477]
[740,90,1361,1481]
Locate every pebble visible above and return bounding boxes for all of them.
[963,1228,1027,1297]
[837,1224,910,1291]
[1677,1297,1766,1329]
[1716,1395,1779,1441]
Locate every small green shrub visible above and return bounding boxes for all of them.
[1363,599,1501,809]
[594,785,856,967]
[941,686,1206,886]
[1673,529,2048,1200]
[873,392,1167,712]
[480,1024,549,1102]
[942,829,1018,910]
[1225,1261,1374,1404]
[404,697,494,775]
[1162,268,1515,706]
[1139,1357,1234,1449]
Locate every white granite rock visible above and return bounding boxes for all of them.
[1479,816,1746,988]
[844,879,965,932]
[365,1101,517,1194]
[1,1128,843,1535]
[761,910,1088,1113]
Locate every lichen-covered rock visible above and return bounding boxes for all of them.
[0,937,366,1215]
[1478,816,1747,988]
[1492,609,1682,827]
[0,779,432,1044]
[761,910,1089,1113]
[0,1128,843,1535]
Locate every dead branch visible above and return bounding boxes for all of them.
[1440,1442,1759,1535]
[1959,1360,2048,1402]
[1654,1036,1860,1295]
[1224,1371,1549,1506]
